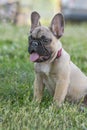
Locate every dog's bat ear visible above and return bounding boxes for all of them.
[30,11,41,33]
[50,13,64,39]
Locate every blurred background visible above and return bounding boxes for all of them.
[0,0,60,25]
[0,0,87,25]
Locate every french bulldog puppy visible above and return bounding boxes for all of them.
[28,11,87,106]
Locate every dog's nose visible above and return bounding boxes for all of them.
[32,41,38,47]
[28,42,38,54]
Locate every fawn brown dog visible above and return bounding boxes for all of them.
[28,11,87,106]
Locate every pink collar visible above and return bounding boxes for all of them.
[56,48,62,58]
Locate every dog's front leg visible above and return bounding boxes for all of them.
[53,66,70,107]
[53,80,69,106]
[34,73,44,103]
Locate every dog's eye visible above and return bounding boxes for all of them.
[28,35,33,42]
[41,35,46,39]
[41,35,50,43]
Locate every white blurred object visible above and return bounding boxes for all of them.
[0,0,7,5]
[61,0,87,21]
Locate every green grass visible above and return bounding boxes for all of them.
[0,23,87,130]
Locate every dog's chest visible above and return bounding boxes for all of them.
[35,63,57,95]
[35,63,51,75]
[41,64,51,75]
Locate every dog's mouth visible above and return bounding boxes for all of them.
[30,52,50,62]
[30,53,39,62]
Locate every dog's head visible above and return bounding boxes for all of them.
[28,11,64,62]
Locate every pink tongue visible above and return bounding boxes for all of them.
[30,53,39,62]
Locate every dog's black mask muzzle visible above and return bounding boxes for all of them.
[28,41,38,54]
[28,36,51,56]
